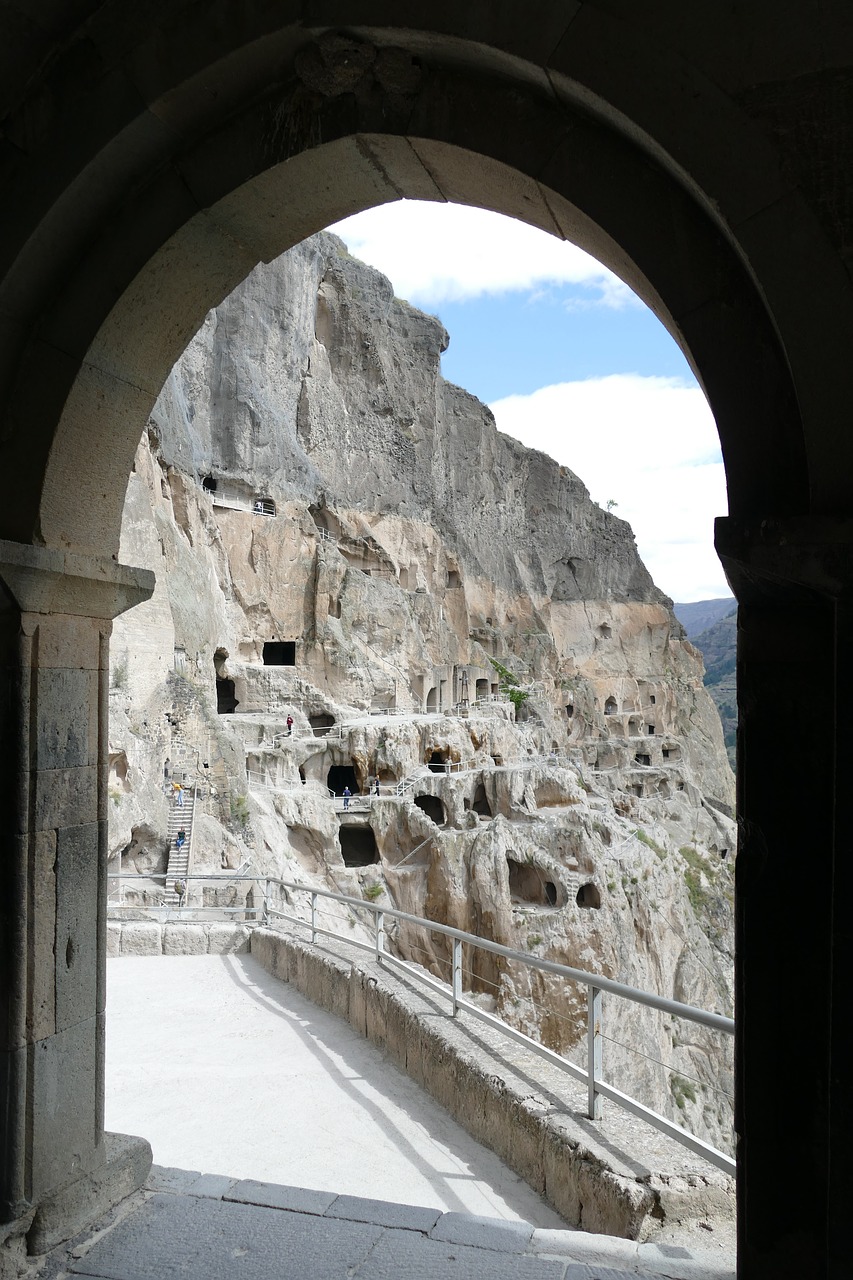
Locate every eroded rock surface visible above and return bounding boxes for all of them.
[110,232,736,1163]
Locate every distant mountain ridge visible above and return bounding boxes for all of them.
[673,597,736,638]
[675,599,737,768]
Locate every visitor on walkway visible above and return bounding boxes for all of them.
[373,777,380,796]
[174,879,186,905]
[286,714,293,736]
[175,828,186,851]
[174,782,184,807]
[342,786,351,811]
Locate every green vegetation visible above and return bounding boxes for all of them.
[526,934,543,949]
[364,883,384,901]
[488,657,530,714]
[670,1073,698,1111]
[634,828,667,859]
[229,793,250,828]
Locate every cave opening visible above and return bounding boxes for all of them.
[263,641,296,665]
[577,882,602,909]
[328,764,358,795]
[339,826,379,867]
[476,678,489,700]
[216,678,238,715]
[309,713,336,734]
[414,795,446,825]
[472,783,492,818]
[604,697,617,715]
[635,753,651,766]
[507,857,557,907]
[426,687,438,712]
[428,750,448,773]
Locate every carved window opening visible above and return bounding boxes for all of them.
[476,678,489,700]
[565,704,574,717]
[649,694,656,704]
[340,827,379,867]
[263,641,296,666]
[604,697,617,715]
[202,476,217,493]
[426,686,438,712]
[647,724,656,735]
[447,569,462,587]
[635,753,651,766]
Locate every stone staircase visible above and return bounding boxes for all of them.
[164,784,196,906]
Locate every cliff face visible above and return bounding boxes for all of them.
[110,232,736,1155]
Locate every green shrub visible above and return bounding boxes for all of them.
[364,883,383,901]
[670,1073,698,1111]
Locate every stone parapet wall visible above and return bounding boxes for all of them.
[249,925,733,1242]
[107,921,251,957]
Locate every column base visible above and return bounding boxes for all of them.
[26,1132,152,1255]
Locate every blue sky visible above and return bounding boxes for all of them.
[330,201,731,603]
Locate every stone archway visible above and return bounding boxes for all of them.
[2,10,853,1274]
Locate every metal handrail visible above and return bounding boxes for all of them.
[263,877,735,1176]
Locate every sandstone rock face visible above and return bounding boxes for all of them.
[110,232,735,1157]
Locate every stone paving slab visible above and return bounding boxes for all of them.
[325,1194,441,1232]
[430,1210,534,1253]
[69,1193,382,1280]
[354,1228,567,1279]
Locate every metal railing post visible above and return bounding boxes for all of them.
[376,911,385,962]
[310,892,317,945]
[452,938,462,1015]
[588,985,603,1120]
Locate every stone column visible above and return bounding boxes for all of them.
[716,517,853,1280]
[0,542,155,1254]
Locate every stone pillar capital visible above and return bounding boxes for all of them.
[0,541,154,621]
[715,515,853,604]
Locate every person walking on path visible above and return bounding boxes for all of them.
[286,714,294,737]
[342,786,351,811]
[373,777,380,796]
[174,878,186,907]
[174,782,184,808]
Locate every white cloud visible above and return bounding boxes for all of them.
[489,375,731,603]
[330,201,631,308]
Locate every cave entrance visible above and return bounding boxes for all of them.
[476,678,488,700]
[216,678,238,714]
[414,795,446,826]
[472,783,492,817]
[577,883,602,910]
[328,764,358,795]
[604,697,617,715]
[339,826,379,867]
[426,687,438,712]
[507,857,557,907]
[428,750,448,773]
[263,641,296,665]
[309,713,336,735]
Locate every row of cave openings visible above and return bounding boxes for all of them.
[335,823,601,913]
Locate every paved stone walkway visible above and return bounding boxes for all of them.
[105,954,564,1224]
[38,1170,734,1280]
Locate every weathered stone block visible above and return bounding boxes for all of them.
[162,924,207,955]
[35,668,93,770]
[106,923,121,958]
[29,830,57,1043]
[31,1018,100,1195]
[205,924,251,954]
[119,923,162,956]
[21,613,103,671]
[54,823,99,1034]
[32,766,97,832]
